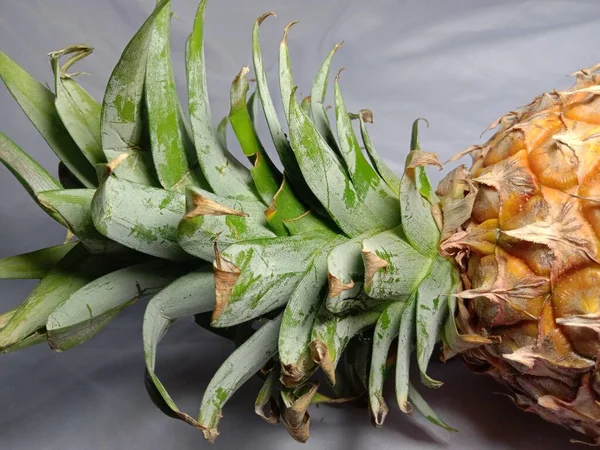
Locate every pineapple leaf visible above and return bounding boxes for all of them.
[0,243,118,350]
[362,227,431,300]
[198,313,282,443]
[288,90,381,237]
[50,46,105,167]
[178,186,276,261]
[229,67,281,204]
[187,0,257,200]
[37,189,125,254]
[247,89,260,124]
[0,131,62,200]
[311,43,343,155]
[441,295,496,359]
[252,13,326,217]
[211,233,332,327]
[0,133,75,226]
[326,228,383,312]
[146,1,203,192]
[0,308,16,330]
[0,51,97,187]
[143,269,215,427]
[279,236,346,387]
[47,260,184,351]
[92,176,189,260]
[399,119,440,256]
[211,113,251,187]
[280,382,319,443]
[216,116,228,150]
[254,363,281,424]
[266,179,329,237]
[101,0,169,186]
[0,330,47,355]
[0,242,76,279]
[279,21,298,122]
[344,333,372,394]
[333,75,400,229]
[369,300,407,427]
[395,294,416,414]
[300,96,313,121]
[415,255,455,389]
[408,383,456,432]
[310,303,385,385]
[357,110,400,194]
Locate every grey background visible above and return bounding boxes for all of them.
[0,0,597,448]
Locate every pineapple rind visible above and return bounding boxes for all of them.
[444,65,600,444]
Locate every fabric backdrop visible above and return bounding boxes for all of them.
[1,0,599,448]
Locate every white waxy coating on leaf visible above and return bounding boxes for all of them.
[311,43,343,155]
[144,269,215,426]
[327,228,383,309]
[400,122,441,256]
[288,91,381,237]
[198,313,283,443]
[47,260,184,351]
[395,294,416,414]
[0,244,116,350]
[252,14,321,213]
[187,0,257,200]
[101,0,169,185]
[146,1,200,192]
[37,189,123,254]
[310,303,385,385]
[357,110,401,195]
[212,233,332,327]
[362,227,431,300]
[279,235,347,386]
[178,186,275,261]
[92,176,188,260]
[333,77,400,229]
[369,300,407,426]
[415,254,456,389]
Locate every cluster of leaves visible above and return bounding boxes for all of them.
[0,0,463,442]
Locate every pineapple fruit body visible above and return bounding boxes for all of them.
[444,67,600,443]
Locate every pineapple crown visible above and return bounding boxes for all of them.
[0,0,467,442]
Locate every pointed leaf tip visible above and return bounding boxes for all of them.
[359,109,373,123]
[282,20,299,42]
[257,11,276,25]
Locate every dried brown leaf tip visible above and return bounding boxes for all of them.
[406,150,442,170]
[184,192,248,220]
[359,109,373,123]
[256,11,276,26]
[281,383,319,443]
[437,165,479,240]
[282,20,298,43]
[212,243,241,323]
[327,273,355,299]
[309,340,335,385]
[105,153,129,175]
[361,246,388,291]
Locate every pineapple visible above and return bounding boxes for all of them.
[0,0,598,445]
[440,66,600,444]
